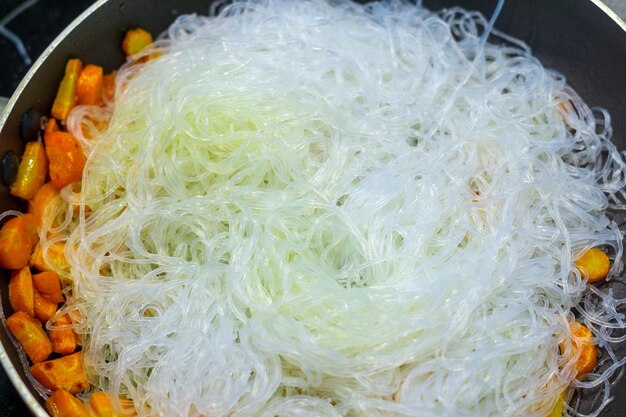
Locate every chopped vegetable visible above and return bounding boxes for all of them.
[34,289,58,322]
[50,314,77,355]
[90,392,137,417]
[575,248,610,283]
[77,64,104,106]
[20,213,39,245]
[44,130,86,189]
[6,311,52,363]
[44,118,60,136]
[10,140,48,200]
[51,59,83,124]
[9,266,34,316]
[32,270,65,303]
[0,215,36,269]
[28,182,61,228]
[46,389,91,417]
[560,322,598,379]
[30,352,89,394]
[122,28,153,56]
[30,241,70,276]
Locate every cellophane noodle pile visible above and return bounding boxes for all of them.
[42,0,626,415]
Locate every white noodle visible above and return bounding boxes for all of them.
[54,0,626,416]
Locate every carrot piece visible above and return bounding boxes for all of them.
[10,141,49,200]
[0,215,36,270]
[28,182,61,228]
[30,241,45,270]
[33,289,58,322]
[30,352,89,394]
[122,28,153,56]
[30,241,70,275]
[6,311,52,363]
[576,248,610,283]
[32,271,65,303]
[44,118,60,136]
[46,389,91,417]
[44,130,86,189]
[9,266,34,316]
[19,213,39,246]
[77,64,104,106]
[560,322,598,379]
[51,59,83,124]
[90,392,137,417]
[81,115,109,140]
[103,72,116,102]
[50,314,77,355]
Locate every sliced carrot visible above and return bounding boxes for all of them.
[90,392,137,417]
[50,314,77,355]
[32,271,65,303]
[576,248,610,283]
[6,311,52,363]
[44,130,86,189]
[28,182,61,229]
[10,141,49,200]
[30,241,70,275]
[51,59,83,124]
[44,118,60,136]
[31,352,89,394]
[560,322,598,379]
[33,289,58,322]
[122,28,153,56]
[81,115,109,140]
[9,266,34,316]
[20,213,39,246]
[30,241,45,270]
[46,389,91,417]
[0,215,36,270]
[103,72,116,102]
[77,64,104,106]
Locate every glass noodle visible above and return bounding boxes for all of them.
[37,0,626,415]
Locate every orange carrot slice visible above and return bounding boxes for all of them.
[576,248,610,283]
[122,28,153,56]
[44,131,86,189]
[6,311,52,363]
[31,352,89,394]
[46,389,91,417]
[28,182,61,228]
[0,215,36,270]
[32,270,65,303]
[50,314,77,355]
[33,289,58,322]
[77,64,104,106]
[9,266,34,316]
[90,392,137,417]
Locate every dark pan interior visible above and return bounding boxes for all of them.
[0,0,625,415]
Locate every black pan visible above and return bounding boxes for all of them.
[0,0,625,415]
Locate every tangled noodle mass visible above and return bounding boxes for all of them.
[36,0,626,415]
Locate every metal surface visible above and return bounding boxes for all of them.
[0,0,625,415]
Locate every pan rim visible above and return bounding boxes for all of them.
[0,1,625,416]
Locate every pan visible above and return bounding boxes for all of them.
[1,0,625,415]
